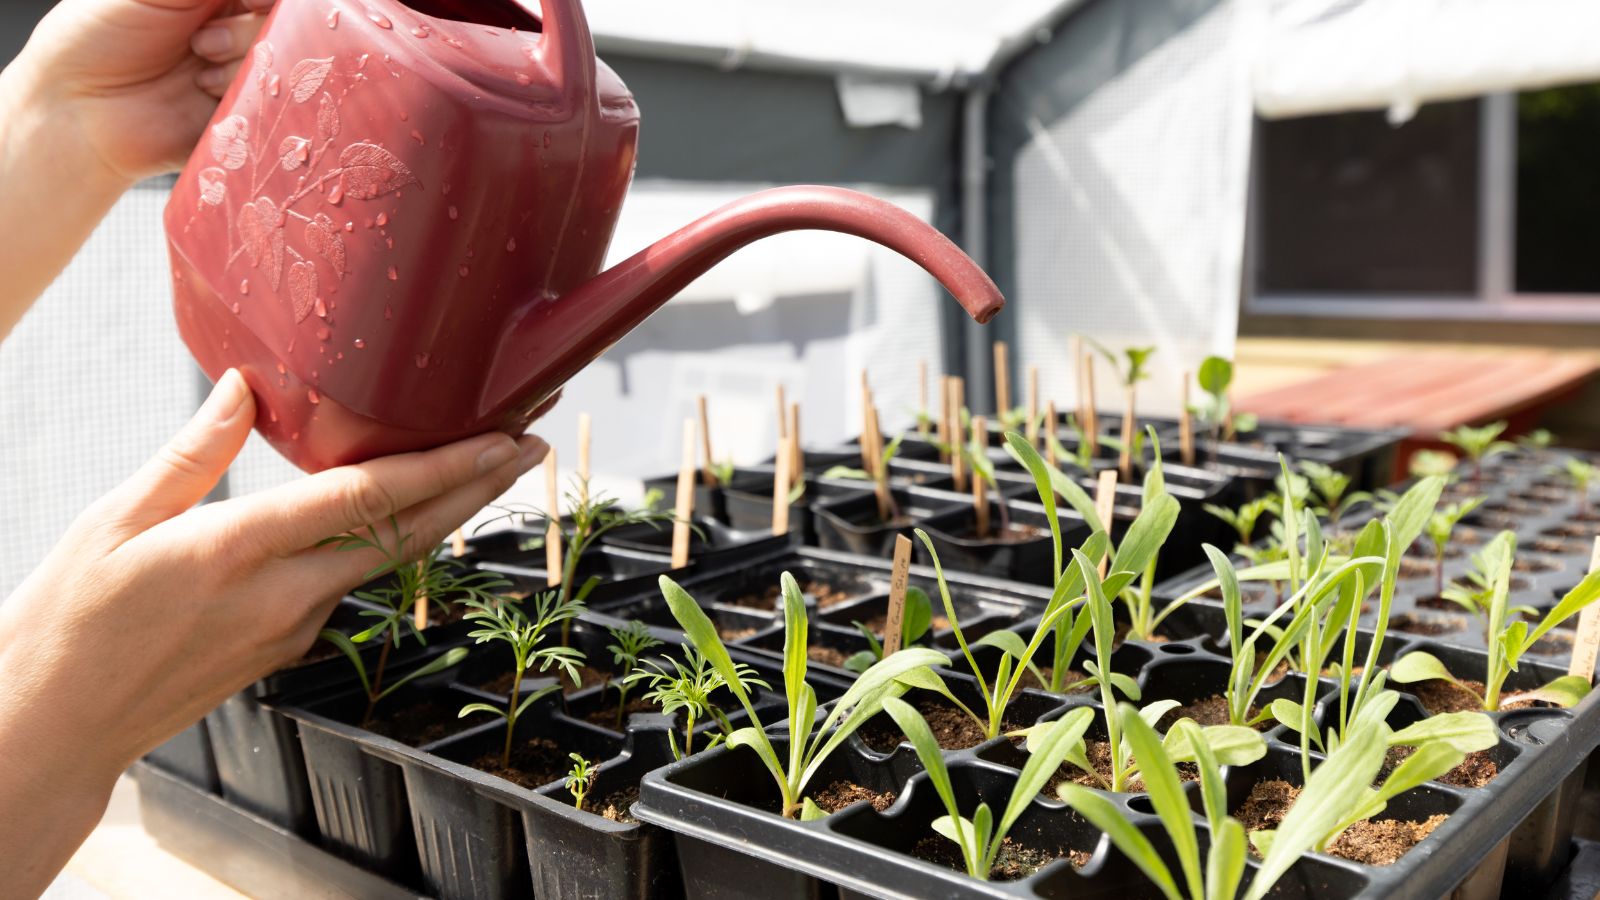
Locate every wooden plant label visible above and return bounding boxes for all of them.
[993,341,1011,417]
[868,404,892,522]
[937,375,952,462]
[544,448,562,587]
[697,394,716,485]
[972,416,990,537]
[1083,361,1099,459]
[918,360,930,435]
[1179,373,1196,467]
[415,590,429,631]
[1094,469,1118,577]
[1119,386,1135,482]
[776,384,788,441]
[788,402,804,486]
[577,413,592,508]
[772,436,792,536]
[1026,365,1040,448]
[884,535,914,656]
[1569,537,1600,681]
[950,376,967,492]
[1069,335,1084,428]
[450,528,467,558]
[1045,402,1059,467]
[672,419,696,569]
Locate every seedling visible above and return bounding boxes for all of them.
[1409,449,1459,479]
[1440,420,1514,483]
[1089,341,1156,479]
[627,643,767,759]
[1560,456,1596,516]
[481,481,684,643]
[1060,713,1296,900]
[1300,460,1371,528]
[319,518,508,726]
[457,590,587,768]
[823,433,904,521]
[1045,414,1096,472]
[604,620,664,729]
[1204,495,1277,553]
[708,459,737,487]
[565,754,597,809]
[1443,546,1540,642]
[1192,355,1258,450]
[1517,429,1556,454]
[883,698,1093,880]
[657,573,948,817]
[1393,530,1600,710]
[844,586,934,674]
[1424,497,1486,595]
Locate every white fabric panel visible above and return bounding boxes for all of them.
[1012,0,1254,418]
[1256,0,1600,122]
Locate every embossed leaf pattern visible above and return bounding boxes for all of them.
[305,213,347,279]
[338,143,421,199]
[210,116,249,170]
[288,57,333,103]
[238,197,285,290]
[252,42,273,85]
[198,168,228,207]
[317,92,340,143]
[288,260,318,323]
[279,136,311,171]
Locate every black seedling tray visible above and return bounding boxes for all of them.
[812,486,973,557]
[589,544,1054,682]
[272,616,851,900]
[634,594,1600,899]
[132,761,423,900]
[912,498,1091,585]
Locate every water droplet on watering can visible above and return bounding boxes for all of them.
[222,339,229,350]
[385,237,395,249]
[328,179,345,205]
[387,266,398,281]
[415,353,430,369]
[231,302,241,314]
[286,338,296,353]
[443,36,463,49]
[291,432,300,441]
[307,389,321,405]
[448,206,459,221]
[506,238,517,252]
[466,248,475,259]
[442,183,452,196]
[336,352,344,360]
[269,410,278,423]
[368,9,393,28]
[240,279,250,295]
[327,8,340,28]
[268,74,281,97]
[384,305,393,320]
[353,338,366,349]
[412,24,431,38]
[344,221,355,233]
[316,326,332,341]
[543,131,552,149]
[411,129,425,145]
[515,73,532,86]
[376,212,389,227]
[356,53,370,70]
[314,297,328,318]
[458,265,471,278]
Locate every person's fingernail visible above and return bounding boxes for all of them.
[192,26,233,58]
[201,369,251,424]
[515,436,548,474]
[475,437,519,475]
[196,66,231,91]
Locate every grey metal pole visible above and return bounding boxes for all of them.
[961,87,994,415]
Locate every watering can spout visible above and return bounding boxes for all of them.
[485,185,1005,415]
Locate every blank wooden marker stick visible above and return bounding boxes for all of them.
[697,394,716,485]
[884,534,914,656]
[1045,401,1059,468]
[1069,335,1084,427]
[577,413,592,509]
[1179,373,1196,467]
[948,377,967,492]
[867,404,892,522]
[1569,537,1600,681]
[671,419,695,569]
[936,375,951,462]
[918,360,931,435]
[788,402,803,486]
[450,528,467,558]
[1119,383,1135,483]
[993,341,1011,418]
[972,415,990,538]
[776,384,788,442]
[1094,469,1118,577]
[544,449,562,588]
[1026,365,1040,448]
[1084,360,1099,460]
[772,434,792,536]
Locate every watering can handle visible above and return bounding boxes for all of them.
[517,0,598,105]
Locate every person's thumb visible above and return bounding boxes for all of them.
[96,369,256,540]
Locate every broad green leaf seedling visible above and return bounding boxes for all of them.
[1440,421,1514,484]
[657,572,948,817]
[1392,530,1600,711]
[1560,456,1596,516]
[1423,497,1486,596]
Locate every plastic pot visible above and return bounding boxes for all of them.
[811,487,969,557]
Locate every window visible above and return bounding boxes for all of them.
[1249,82,1600,319]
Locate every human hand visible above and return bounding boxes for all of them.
[0,370,543,893]
[13,0,277,185]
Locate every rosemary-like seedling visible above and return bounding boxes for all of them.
[457,590,587,768]
[604,620,664,729]
[627,643,767,759]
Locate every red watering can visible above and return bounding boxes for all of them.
[166,0,1003,472]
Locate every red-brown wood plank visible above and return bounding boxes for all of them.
[1410,356,1600,432]
[1358,355,1557,429]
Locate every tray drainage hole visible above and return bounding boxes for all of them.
[1159,644,1196,655]
[1127,796,1157,815]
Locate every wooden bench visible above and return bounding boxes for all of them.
[1237,350,1600,476]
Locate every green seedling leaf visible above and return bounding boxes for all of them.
[318,629,372,697]
[457,702,503,720]
[376,646,468,703]
[800,797,828,821]
[1389,712,1497,753]
[885,696,978,874]
[1508,675,1593,709]
[1525,569,1600,650]
[1058,785,1181,900]
[1118,704,1203,900]
[1003,708,1094,836]
[1269,698,1305,733]
[1388,651,1460,686]
[1110,494,1180,579]
[1206,817,1248,900]
[1164,723,1268,767]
